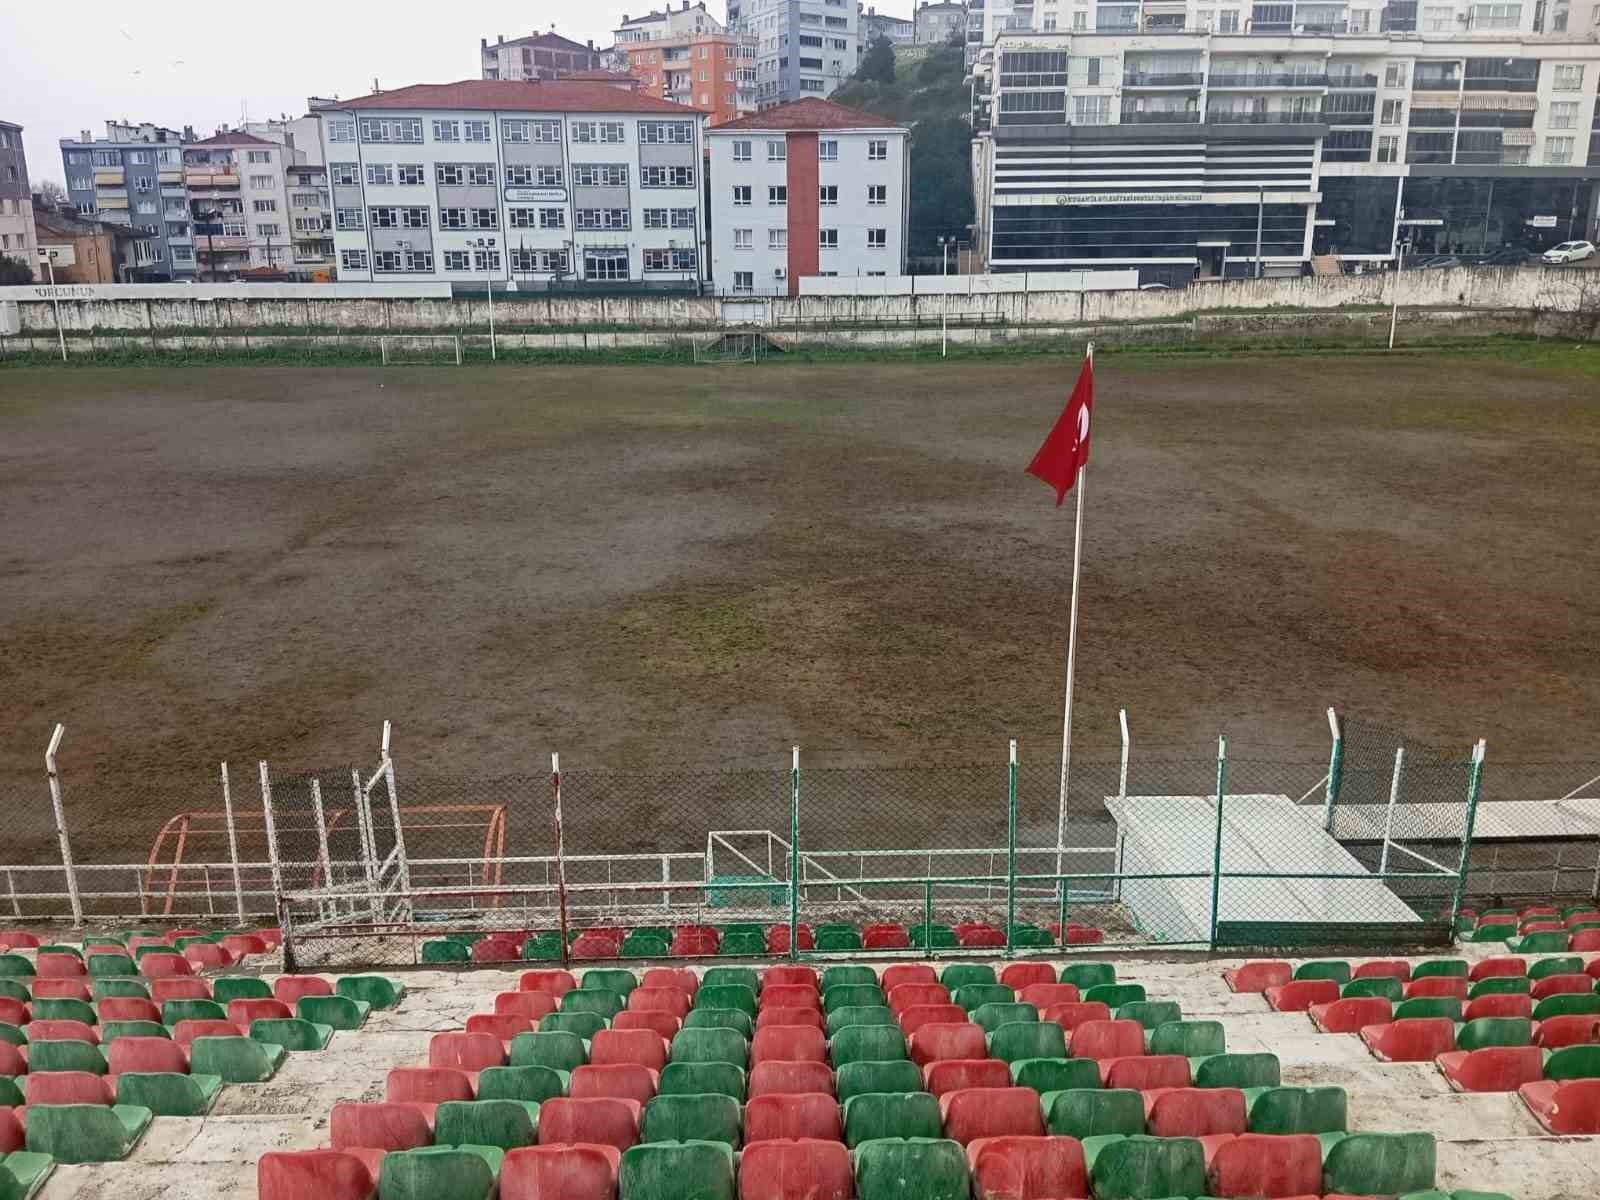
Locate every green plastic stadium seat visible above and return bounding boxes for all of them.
[161,1000,225,1025]
[853,1137,969,1200]
[911,926,959,950]
[1455,1017,1532,1051]
[641,1093,742,1146]
[619,1140,735,1200]
[817,929,863,952]
[86,956,137,979]
[826,1006,895,1036]
[115,1071,223,1116]
[822,985,886,1014]
[1010,1057,1100,1095]
[337,975,405,1010]
[0,983,30,1004]
[522,938,562,962]
[1534,993,1600,1021]
[623,935,669,957]
[0,1152,53,1200]
[1544,1044,1600,1080]
[99,1020,168,1044]
[939,965,996,989]
[29,1040,106,1074]
[1513,932,1569,954]
[1413,960,1469,979]
[90,980,148,1002]
[836,1059,923,1102]
[1192,1052,1281,1089]
[1469,924,1517,944]
[188,1035,285,1082]
[0,959,34,979]
[1013,928,1053,948]
[1243,1086,1346,1134]
[0,1080,25,1107]
[1295,961,1352,985]
[250,1017,333,1051]
[1059,964,1115,991]
[1116,1000,1181,1031]
[953,984,1014,1013]
[682,1009,754,1038]
[476,1065,567,1104]
[719,929,768,955]
[701,968,758,994]
[842,1091,942,1147]
[658,1061,746,1100]
[510,1031,586,1073]
[1149,1020,1226,1058]
[1395,997,1463,1021]
[821,966,877,991]
[378,1147,498,1200]
[972,1003,1038,1034]
[540,1011,606,1040]
[33,998,95,1025]
[989,1022,1068,1063]
[694,985,756,1018]
[1043,1089,1144,1138]
[1468,977,1530,998]
[0,1026,21,1048]
[434,1099,539,1151]
[212,977,273,1005]
[24,1103,153,1163]
[1321,1131,1436,1196]
[1085,984,1145,1009]
[583,970,638,996]
[1527,956,1584,981]
[421,940,471,964]
[830,1024,908,1067]
[562,989,625,1020]
[297,995,369,1031]
[1083,1133,1206,1200]
[671,1027,749,1068]
[1344,977,1405,1003]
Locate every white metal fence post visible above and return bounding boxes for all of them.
[1114,709,1130,902]
[381,722,411,898]
[1379,746,1405,876]
[220,762,245,927]
[309,778,334,905]
[44,724,82,927]
[351,768,377,918]
[257,761,284,914]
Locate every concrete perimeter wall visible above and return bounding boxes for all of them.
[0,267,1592,336]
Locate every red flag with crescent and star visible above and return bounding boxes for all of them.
[1025,355,1094,506]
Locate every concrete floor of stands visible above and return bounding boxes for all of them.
[35,951,1600,1200]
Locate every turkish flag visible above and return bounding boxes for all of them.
[1025,356,1094,506]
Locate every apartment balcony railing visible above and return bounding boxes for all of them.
[1122,71,1203,87]
[1120,110,1203,123]
[184,169,239,187]
[1208,73,1329,88]
[1327,74,1380,88]
[195,235,251,251]
[1205,110,1325,124]
[1295,21,1350,31]
[1462,77,1540,93]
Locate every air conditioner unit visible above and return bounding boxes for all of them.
[774,267,787,278]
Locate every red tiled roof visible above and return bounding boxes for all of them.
[329,79,700,115]
[711,98,907,133]
[555,69,640,84]
[188,130,277,146]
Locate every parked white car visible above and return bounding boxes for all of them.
[1542,240,1596,265]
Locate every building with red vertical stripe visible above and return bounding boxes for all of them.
[707,99,911,296]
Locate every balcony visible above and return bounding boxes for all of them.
[185,168,239,188]
[1208,73,1328,88]
[1463,76,1540,93]
[1123,71,1203,87]
[1120,110,1203,123]
[1327,74,1380,89]
[93,167,125,185]
[1206,110,1325,124]
[194,235,250,251]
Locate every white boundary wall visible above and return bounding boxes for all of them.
[797,270,1140,296]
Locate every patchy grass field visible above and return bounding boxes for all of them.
[1,345,1597,861]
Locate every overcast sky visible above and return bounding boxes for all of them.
[3,1,916,186]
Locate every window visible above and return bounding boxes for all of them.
[444,250,470,271]
[511,248,569,273]
[466,163,496,186]
[584,248,630,280]
[331,163,359,186]
[1074,95,1111,125]
[868,229,887,249]
[767,139,787,161]
[819,185,838,206]
[248,150,271,164]
[733,185,752,206]
[1381,100,1404,125]
[642,165,696,188]
[250,174,274,189]
[437,164,465,185]
[505,165,535,186]
[1218,9,1240,29]
[335,208,365,230]
[1553,64,1584,90]
[401,207,429,229]
[733,140,752,162]
[733,270,754,293]
[222,222,247,237]
[868,139,888,161]
[472,249,502,272]
[405,250,433,272]
[1073,10,1087,28]
[643,247,698,271]
[502,119,532,143]
[468,208,497,229]
[93,150,121,167]
[576,208,631,229]
[1384,62,1408,87]
[572,121,625,143]
[541,208,566,229]
[252,199,277,213]
[328,120,356,143]
[734,228,753,249]
[769,186,787,205]
[439,208,466,229]
[398,164,425,186]
[820,139,839,161]
[573,163,629,187]
[359,117,423,143]
[1471,2,1520,26]
[1422,5,1453,28]
[367,163,394,185]
[369,206,398,229]
[644,208,670,229]
[1546,135,1575,163]
[255,223,282,237]
[340,248,368,270]
[1550,102,1579,130]
[433,120,460,142]
[172,246,194,263]
[640,121,694,143]
[819,229,838,249]
[769,228,788,250]
[465,120,491,142]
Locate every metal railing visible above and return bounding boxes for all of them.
[1205,111,1326,125]
[1208,73,1330,88]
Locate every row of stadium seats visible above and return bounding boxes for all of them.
[258,959,1490,1199]
[0,926,282,967]
[1451,904,1600,951]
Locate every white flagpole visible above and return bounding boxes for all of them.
[1055,341,1093,888]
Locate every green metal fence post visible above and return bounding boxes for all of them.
[1448,739,1486,931]
[1006,739,1018,954]
[1209,735,1227,951]
[923,879,934,960]
[789,746,800,963]
[1321,707,1343,833]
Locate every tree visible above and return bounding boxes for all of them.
[1534,268,1600,342]
[0,255,34,284]
[907,116,975,258]
[35,180,67,208]
[857,35,896,85]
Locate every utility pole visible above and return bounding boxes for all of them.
[1255,186,1265,279]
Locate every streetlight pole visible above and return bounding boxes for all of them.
[1388,237,1408,351]
[39,250,67,363]
[476,236,498,360]
[1254,185,1265,279]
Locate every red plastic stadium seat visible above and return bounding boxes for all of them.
[640,968,699,996]
[967,1135,1087,1200]
[668,933,717,957]
[537,1097,641,1152]
[0,1044,26,1075]
[739,1138,853,1200]
[909,1022,988,1066]
[165,929,205,945]
[466,1014,534,1044]
[1206,1133,1323,1198]
[675,924,717,942]
[898,1005,969,1038]
[0,1000,27,1026]
[757,1008,825,1032]
[749,1061,835,1099]
[139,953,193,979]
[887,984,952,1016]
[151,978,212,1003]
[0,1109,20,1155]
[1061,926,1104,945]
[575,934,624,960]
[1043,1002,1111,1032]
[1310,997,1393,1034]
[1018,984,1080,1010]
[1067,1019,1145,1061]
[221,934,269,958]
[469,939,520,965]
[1223,961,1292,993]
[521,970,578,999]
[863,923,905,938]
[1265,980,1340,1012]
[501,1143,622,1200]
[25,1071,114,1105]
[1465,995,1533,1022]
[1144,1087,1247,1138]
[1469,956,1527,982]
[761,986,822,1012]
[1531,974,1594,1000]
[864,929,912,950]
[570,1064,658,1106]
[628,988,692,1019]
[275,976,334,1007]
[999,964,1056,993]
[27,1019,99,1045]
[753,1025,829,1066]
[259,1150,381,1200]
[745,1093,844,1142]
[83,944,126,958]
[924,1059,1012,1097]
[956,922,998,939]
[127,936,167,955]
[184,943,237,969]
[1522,921,1564,934]
[496,992,559,1022]
[590,1029,668,1072]
[29,979,89,1002]
[614,1011,682,1040]
[960,928,1008,949]
[1352,959,1411,982]
[766,926,815,953]
[1535,1015,1600,1050]
[229,999,293,1027]
[1099,1055,1191,1091]
[386,1067,474,1109]
[1570,930,1600,953]
[1520,1078,1600,1135]
[107,1036,190,1076]
[428,1031,505,1072]
[34,953,86,979]
[97,997,161,1024]
[0,933,40,951]
[765,967,820,989]
[881,965,937,992]
[1438,1046,1547,1093]
[941,1087,1046,1145]
[330,1102,433,1152]
[1359,1018,1456,1062]
[172,1019,244,1047]
[1565,912,1600,929]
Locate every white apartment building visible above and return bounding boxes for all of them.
[0,122,38,275]
[708,98,911,294]
[248,116,335,278]
[313,81,708,288]
[729,0,863,105]
[616,2,725,43]
[184,131,296,278]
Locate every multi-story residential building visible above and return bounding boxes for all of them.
[863,6,917,44]
[616,2,724,44]
[971,18,1600,278]
[481,32,606,81]
[729,0,863,105]
[916,1,970,43]
[622,31,761,124]
[248,116,335,279]
[59,121,196,280]
[33,201,159,282]
[708,98,911,294]
[184,131,295,279]
[311,81,708,288]
[0,121,38,276]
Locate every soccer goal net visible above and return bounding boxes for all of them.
[379,335,463,366]
[693,333,766,364]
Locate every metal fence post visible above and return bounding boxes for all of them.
[1114,709,1130,903]
[1209,735,1227,951]
[1321,707,1343,833]
[553,753,571,968]
[309,779,334,902]
[220,763,245,927]
[380,721,411,898]
[1006,739,1018,952]
[789,747,800,963]
[1379,746,1405,876]
[258,761,285,930]
[1448,739,1486,928]
[923,879,935,959]
[44,724,82,927]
